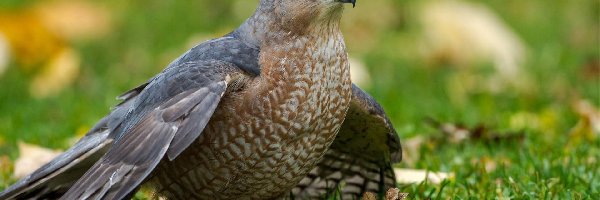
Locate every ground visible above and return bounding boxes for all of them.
[0,0,598,199]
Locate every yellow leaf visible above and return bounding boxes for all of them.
[394,168,453,184]
[0,33,9,76]
[33,0,113,40]
[568,99,600,146]
[0,156,12,176]
[29,48,80,98]
[0,11,66,68]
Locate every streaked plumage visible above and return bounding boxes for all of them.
[0,0,401,199]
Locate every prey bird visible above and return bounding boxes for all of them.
[0,0,401,199]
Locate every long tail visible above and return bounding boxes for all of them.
[0,84,144,200]
[0,122,112,199]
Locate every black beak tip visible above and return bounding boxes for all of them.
[340,0,356,8]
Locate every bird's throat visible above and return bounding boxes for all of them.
[258,32,349,90]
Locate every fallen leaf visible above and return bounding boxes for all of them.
[362,188,408,200]
[0,11,66,68]
[573,99,600,134]
[419,0,526,78]
[362,191,377,200]
[34,0,113,40]
[0,3,91,98]
[401,136,426,167]
[568,99,600,146]
[29,47,80,98]
[349,57,372,88]
[425,118,470,144]
[385,188,408,200]
[0,33,8,76]
[13,142,62,179]
[394,168,453,184]
[426,118,525,145]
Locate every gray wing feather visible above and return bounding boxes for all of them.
[60,60,241,200]
[291,84,402,199]
[0,89,140,200]
[66,113,178,200]
[166,82,225,160]
[0,33,258,199]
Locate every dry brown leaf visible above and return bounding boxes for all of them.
[426,118,525,145]
[425,118,470,144]
[385,188,408,200]
[400,136,425,167]
[13,142,62,179]
[568,99,600,145]
[362,191,377,200]
[394,168,453,184]
[573,99,600,134]
[361,188,408,200]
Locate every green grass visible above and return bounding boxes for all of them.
[0,0,598,199]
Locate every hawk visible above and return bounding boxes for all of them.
[0,0,401,199]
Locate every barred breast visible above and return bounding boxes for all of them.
[148,34,352,199]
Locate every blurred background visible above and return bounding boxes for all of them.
[0,0,598,198]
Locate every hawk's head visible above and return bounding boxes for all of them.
[237,0,356,46]
[257,0,356,35]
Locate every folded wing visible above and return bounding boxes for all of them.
[0,85,141,200]
[292,84,402,199]
[60,60,246,200]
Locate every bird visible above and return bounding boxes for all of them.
[0,0,402,199]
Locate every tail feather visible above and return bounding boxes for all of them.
[0,129,112,200]
[290,149,397,199]
[0,84,143,200]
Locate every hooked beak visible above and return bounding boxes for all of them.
[339,0,357,8]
